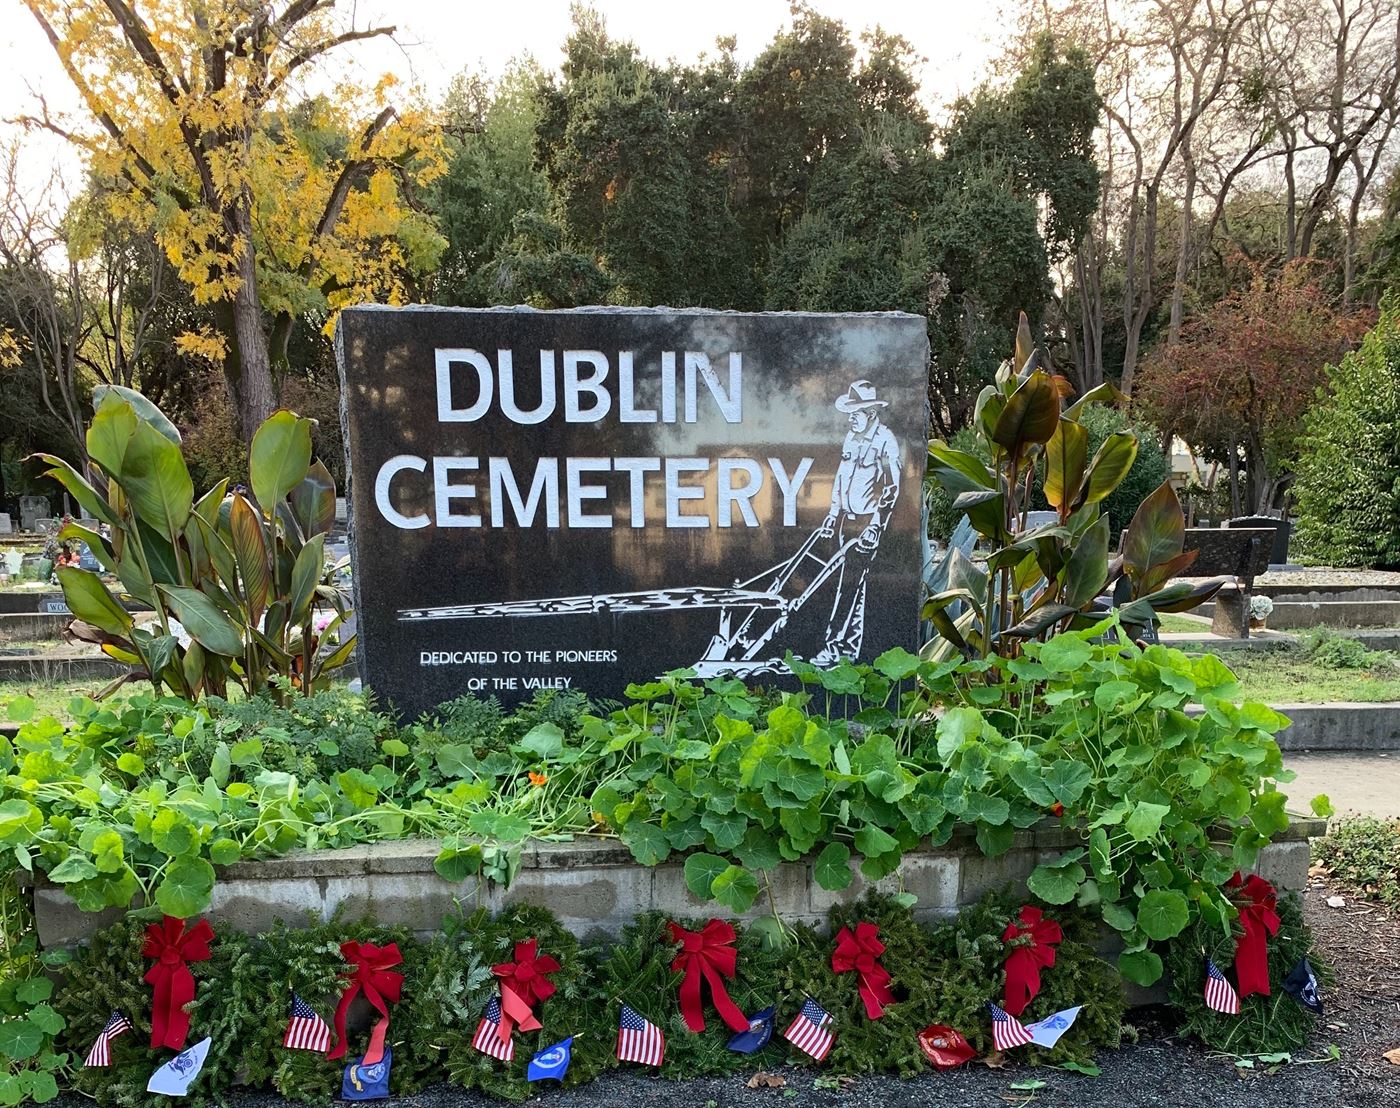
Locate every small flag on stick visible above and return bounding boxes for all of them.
[472,996,514,1062]
[283,995,332,1053]
[1283,957,1323,1015]
[782,998,834,1061]
[616,1005,665,1066]
[527,1037,573,1082]
[83,1011,132,1067]
[1204,959,1241,1015]
[727,1006,775,1053]
[988,1002,1034,1051]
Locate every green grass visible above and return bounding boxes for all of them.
[1157,612,1213,634]
[1212,648,1400,703]
[0,678,134,721]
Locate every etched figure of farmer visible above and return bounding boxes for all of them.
[813,380,902,664]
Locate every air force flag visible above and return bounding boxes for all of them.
[527,1038,573,1082]
[147,1037,211,1096]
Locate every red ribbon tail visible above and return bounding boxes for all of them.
[677,961,706,1032]
[327,984,358,1061]
[1235,918,1272,998]
[858,970,895,1020]
[702,962,750,1034]
[500,983,539,1042]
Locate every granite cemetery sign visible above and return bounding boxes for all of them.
[337,306,929,714]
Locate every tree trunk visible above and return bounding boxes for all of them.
[220,206,277,443]
[1167,146,1197,345]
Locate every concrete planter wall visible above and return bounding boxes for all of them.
[33,818,1325,949]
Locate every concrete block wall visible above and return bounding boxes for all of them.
[32,818,1327,950]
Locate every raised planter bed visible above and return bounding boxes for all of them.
[32,818,1325,949]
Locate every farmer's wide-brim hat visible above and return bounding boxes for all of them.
[835,379,889,413]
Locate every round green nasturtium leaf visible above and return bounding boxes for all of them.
[466,810,531,842]
[25,1005,63,1036]
[684,852,728,899]
[380,738,410,758]
[14,978,52,1005]
[24,1071,59,1104]
[812,842,853,891]
[1136,888,1189,940]
[208,838,241,866]
[433,843,482,882]
[1026,860,1086,905]
[621,823,669,867]
[45,855,98,885]
[1117,948,1164,986]
[154,856,215,918]
[710,865,759,913]
[0,1019,43,1062]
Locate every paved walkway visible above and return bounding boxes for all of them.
[1285,751,1400,818]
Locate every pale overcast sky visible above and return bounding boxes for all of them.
[0,0,1011,194]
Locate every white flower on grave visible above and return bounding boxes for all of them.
[1250,595,1274,620]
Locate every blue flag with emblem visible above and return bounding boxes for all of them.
[527,1037,572,1082]
[727,1006,775,1053]
[341,1045,392,1100]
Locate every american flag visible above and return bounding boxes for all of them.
[616,1005,665,1066]
[83,1011,132,1067]
[1205,959,1241,1015]
[283,994,331,1053]
[472,995,515,1061]
[782,998,834,1061]
[988,1002,1034,1051]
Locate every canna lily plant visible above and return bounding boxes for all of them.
[30,386,354,701]
[924,313,1224,659]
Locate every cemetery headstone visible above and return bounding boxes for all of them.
[0,513,12,534]
[19,496,49,533]
[338,305,930,715]
[40,597,72,615]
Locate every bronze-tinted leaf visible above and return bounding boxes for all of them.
[992,370,1060,456]
[1122,481,1186,580]
[229,493,271,620]
[1063,514,1110,610]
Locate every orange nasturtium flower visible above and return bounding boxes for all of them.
[528,771,548,787]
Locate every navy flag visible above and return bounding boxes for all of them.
[1283,957,1323,1015]
[727,1006,775,1053]
[527,1037,573,1082]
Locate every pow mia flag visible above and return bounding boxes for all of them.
[1283,957,1323,1015]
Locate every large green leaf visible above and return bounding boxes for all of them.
[1062,514,1110,609]
[1081,432,1138,507]
[289,533,326,625]
[992,370,1060,456]
[1062,380,1126,422]
[120,420,194,539]
[1043,418,1087,510]
[31,454,117,525]
[93,384,181,443]
[86,396,137,477]
[158,585,244,657]
[927,441,995,493]
[250,410,312,515]
[0,1019,42,1062]
[58,521,114,572]
[289,459,337,538]
[56,567,132,637]
[1122,481,1186,580]
[229,493,270,618]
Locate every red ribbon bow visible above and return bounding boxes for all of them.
[1227,872,1280,999]
[668,919,749,1033]
[831,922,896,1019]
[1002,906,1062,1017]
[328,941,404,1063]
[142,915,214,1051]
[491,938,560,1045]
